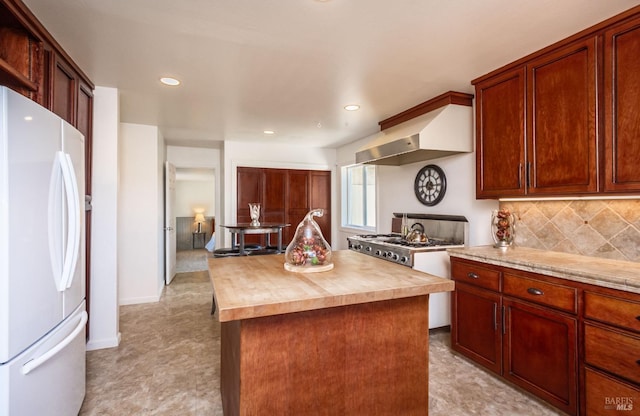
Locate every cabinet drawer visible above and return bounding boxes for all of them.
[451,260,500,291]
[503,273,577,313]
[584,323,640,385]
[585,367,639,415]
[584,291,640,333]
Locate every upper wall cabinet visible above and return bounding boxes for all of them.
[603,15,640,193]
[526,37,598,196]
[474,6,640,199]
[0,6,43,102]
[475,68,526,198]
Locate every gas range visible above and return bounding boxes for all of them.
[347,213,467,267]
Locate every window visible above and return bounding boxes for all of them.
[342,164,376,229]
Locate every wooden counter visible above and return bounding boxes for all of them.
[208,250,454,415]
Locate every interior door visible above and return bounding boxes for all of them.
[165,162,177,285]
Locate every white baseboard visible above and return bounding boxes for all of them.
[86,332,121,351]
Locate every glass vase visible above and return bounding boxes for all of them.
[491,208,516,248]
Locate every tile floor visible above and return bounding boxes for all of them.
[79,270,565,415]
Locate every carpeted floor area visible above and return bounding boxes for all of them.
[176,249,210,273]
[80,270,565,415]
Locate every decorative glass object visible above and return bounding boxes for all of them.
[248,203,261,226]
[284,209,333,273]
[491,208,516,248]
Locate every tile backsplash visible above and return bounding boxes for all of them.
[500,200,640,262]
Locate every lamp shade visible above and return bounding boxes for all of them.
[194,213,206,223]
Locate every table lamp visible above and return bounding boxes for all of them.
[194,213,206,233]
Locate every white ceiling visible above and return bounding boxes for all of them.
[21,0,640,149]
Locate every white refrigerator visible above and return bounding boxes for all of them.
[0,86,87,415]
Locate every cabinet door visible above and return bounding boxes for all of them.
[503,298,578,415]
[52,56,76,125]
[310,170,331,245]
[475,67,526,198]
[604,16,640,192]
[286,170,309,244]
[451,282,502,375]
[527,37,598,195]
[237,167,264,245]
[263,169,287,247]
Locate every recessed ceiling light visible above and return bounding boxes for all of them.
[263,130,275,135]
[344,104,360,111]
[160,77,180,86]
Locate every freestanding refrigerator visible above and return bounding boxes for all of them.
[0,86,87,415]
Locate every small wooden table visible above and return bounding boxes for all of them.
[192,232,206,249]
[208,250,455,415]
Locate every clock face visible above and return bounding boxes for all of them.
[414,164,447,206]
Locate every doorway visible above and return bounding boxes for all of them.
[174,167,216,274]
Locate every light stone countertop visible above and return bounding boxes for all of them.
[208,250,455,322]
[447,245,640,294]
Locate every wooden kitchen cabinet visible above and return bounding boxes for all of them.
[503,298,578,414]
[603,14,640,193]
[474,6,640,198]
[451,258,579,415]
[451,281,502,374]
[475,37,598,198]
[236,167,331,247]
[582,289,640,414]
[451,259,503,376]
[51,53,77,125]
[526,37,598,195]
[474,67,526,198]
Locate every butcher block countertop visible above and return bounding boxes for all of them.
[448,245,640,295]
[208,250,454,322]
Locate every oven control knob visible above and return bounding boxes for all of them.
[356,244,363,250]
[390,253,399,261]
[365,246,372,252]
[375,250,382,256]
[400,256,409,264]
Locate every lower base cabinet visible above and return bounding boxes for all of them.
[503,298,577,414]
[584,367,639,415]
[452,256,640,416]
[451,258,578,415]
[451,281,502,374]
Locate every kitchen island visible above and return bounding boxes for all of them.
[208,250,454,415]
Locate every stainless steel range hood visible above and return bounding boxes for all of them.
[355,103,473,166]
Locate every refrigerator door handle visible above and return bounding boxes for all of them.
[21,311,87,375]
[59,151,81,290]
[48,152,64,291]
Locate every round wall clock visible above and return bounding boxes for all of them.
[414,164,447,206]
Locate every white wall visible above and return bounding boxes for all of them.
[175,177,215,218]
[118,123,164,305]
[87,86,120,351]
[376,153,498,245]
[221,141,337,248]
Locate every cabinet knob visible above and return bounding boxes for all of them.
[527,287,544,296]
[636,316,640,321]
[637,359,640,365]
[467,272,479,279]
